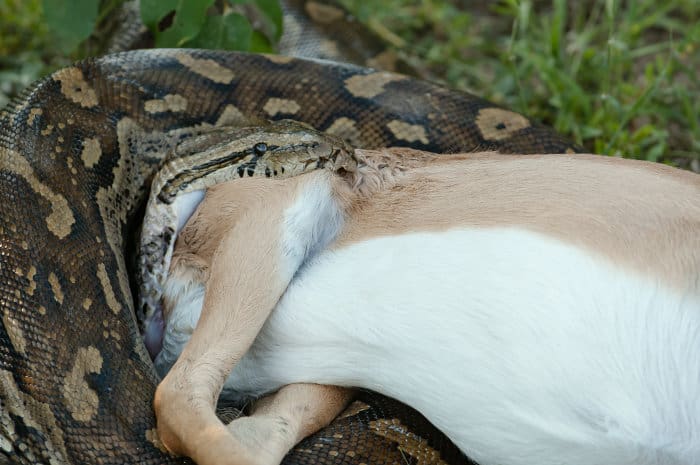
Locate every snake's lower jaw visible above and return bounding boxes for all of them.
[144,308,165,360]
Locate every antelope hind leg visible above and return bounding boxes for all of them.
[225,384,355,465]
[154,170,347,465]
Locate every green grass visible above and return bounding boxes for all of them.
[1,0,698,169]
[342,0,700,170]
[0,0,54,108]
[0,0,81,109]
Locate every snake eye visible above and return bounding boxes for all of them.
[253,143,267,156]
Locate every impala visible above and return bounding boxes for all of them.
[150,147,700,465]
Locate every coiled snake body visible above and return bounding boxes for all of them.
[0,41,577,465]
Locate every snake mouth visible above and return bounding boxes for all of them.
[157,148,267,204]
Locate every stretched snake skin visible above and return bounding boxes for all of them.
[0,13,579,465]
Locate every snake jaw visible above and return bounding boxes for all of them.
[334,147,360,174]
[144,305,165,360]
[137,121,357,343]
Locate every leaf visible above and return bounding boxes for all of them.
[253,0,283,41]
[160,0,217,47]
[249,30,274,53]
[140,0,179,30]
[139,0,282,50]
[187,13,253,51]
[42,0,98,53]
[141,0,216,48]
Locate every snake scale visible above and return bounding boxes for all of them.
[0,2,579,464]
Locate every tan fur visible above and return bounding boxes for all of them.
[225,383,353,463]
[162,178,285,321]
[155,174,346,465]
[180,150,700,292]
[155,148,699,465]
[335,149,699,291]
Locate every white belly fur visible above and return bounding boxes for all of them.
[158,226,700,465]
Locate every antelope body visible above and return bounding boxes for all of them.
[152,148,700,465]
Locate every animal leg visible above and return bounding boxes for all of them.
[153,172,344,465]
[224,384,354,465]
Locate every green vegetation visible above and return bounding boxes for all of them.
[0,0,280,107]
[342,0,700,169]
[1,0,698,169]
[0,0,60,109]
[139,0,281,50]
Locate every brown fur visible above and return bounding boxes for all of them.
[335,150,699,291]
[177,149,700,294]
[155,171,354,465]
